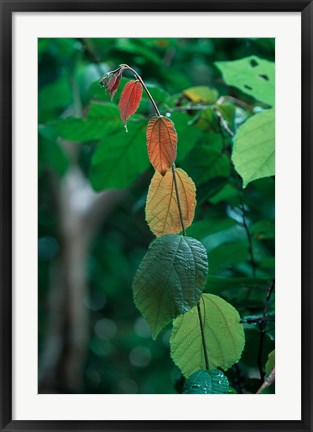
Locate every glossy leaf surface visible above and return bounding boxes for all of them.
[183,369,229,394]
[133,235,208,339]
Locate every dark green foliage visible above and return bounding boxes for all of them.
[38,37,275,394]
[133,235,208,339]
[183,370,229,394]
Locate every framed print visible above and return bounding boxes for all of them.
[1,1,312,431]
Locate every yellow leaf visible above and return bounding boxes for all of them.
[183,86,219,103]
[146,168,196,237]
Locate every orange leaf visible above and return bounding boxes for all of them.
[145,168,196,237]
[119,80,143,125]
[146,116,177,175]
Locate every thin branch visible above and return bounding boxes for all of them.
[241,317,274,324]
[233,364,244,394]
[164,104,211,113]
[214,106,235,137]
[257,280,275,383]
[240,198,257,277]
[171,163,186,236]
[256,368,275,394]
[122,64,161,117]
[216,95,254,112]
[79,38,105,79]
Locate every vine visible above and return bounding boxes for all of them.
[101,65,246,394]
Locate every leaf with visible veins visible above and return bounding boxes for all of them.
[146,116,177,174]
[119,80,143,125]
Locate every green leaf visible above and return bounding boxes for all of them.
[89,120,148,190]
[170,112,205,162]
[241,328,274,368]
[265,350,275,376]
[170,293,245,377]
[205,275,270,294]
[215,56,275,106]
[39,75,72,117]
[115,38,162,65]
[207,241,249,273]
[186,218,237,241]
[43,102,122,142]
[183,370,229,394]
[38,137,69,177]
[196,107,219,133]
[251,220,275,240]
[133,235,208,339]
[232,109,275,188]
[180,140,231,186]
[209,183,240,205]
[144,84,169,104]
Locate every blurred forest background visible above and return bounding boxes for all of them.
[38,38,275,394]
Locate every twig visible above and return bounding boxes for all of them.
[121,64,161,117]
[171,164,186,236]
[214,106,235,137]
[216,95,254,112]
[79,38,105,78]
[240,198,257,277]
[233,364,244,394]
[257,280,275,382]
[164,104,211,113]
[241,317,274,324]
[256,368,275,394]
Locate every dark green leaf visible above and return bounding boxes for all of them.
[208,242,249,273]
[183,369,229,394]
[180,141,231,186]
[39,75,72,115]
[38,137,69,177]
[43,102,122,142]
[241,328,274,368]
[89,120,148,190]
[133,235,208,339]
[186,218,237,241]
[205,275,270,292]
[251,220,275,240]
[209,183,240,205]
[170,112,205,162]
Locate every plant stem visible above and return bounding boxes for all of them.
[257,280,275,383]
[215,106,235,137]
[240,198,257,277]
[197,302,210,370]
[171,164,186,236]
[116,66,211,374]
[256,368,275,394]
[122,64,161,117]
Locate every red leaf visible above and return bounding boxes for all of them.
[146,116,177,174]
[107,69,123,100]
[119,80,143,125]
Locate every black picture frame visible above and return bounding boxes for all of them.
[1,1,312,431]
